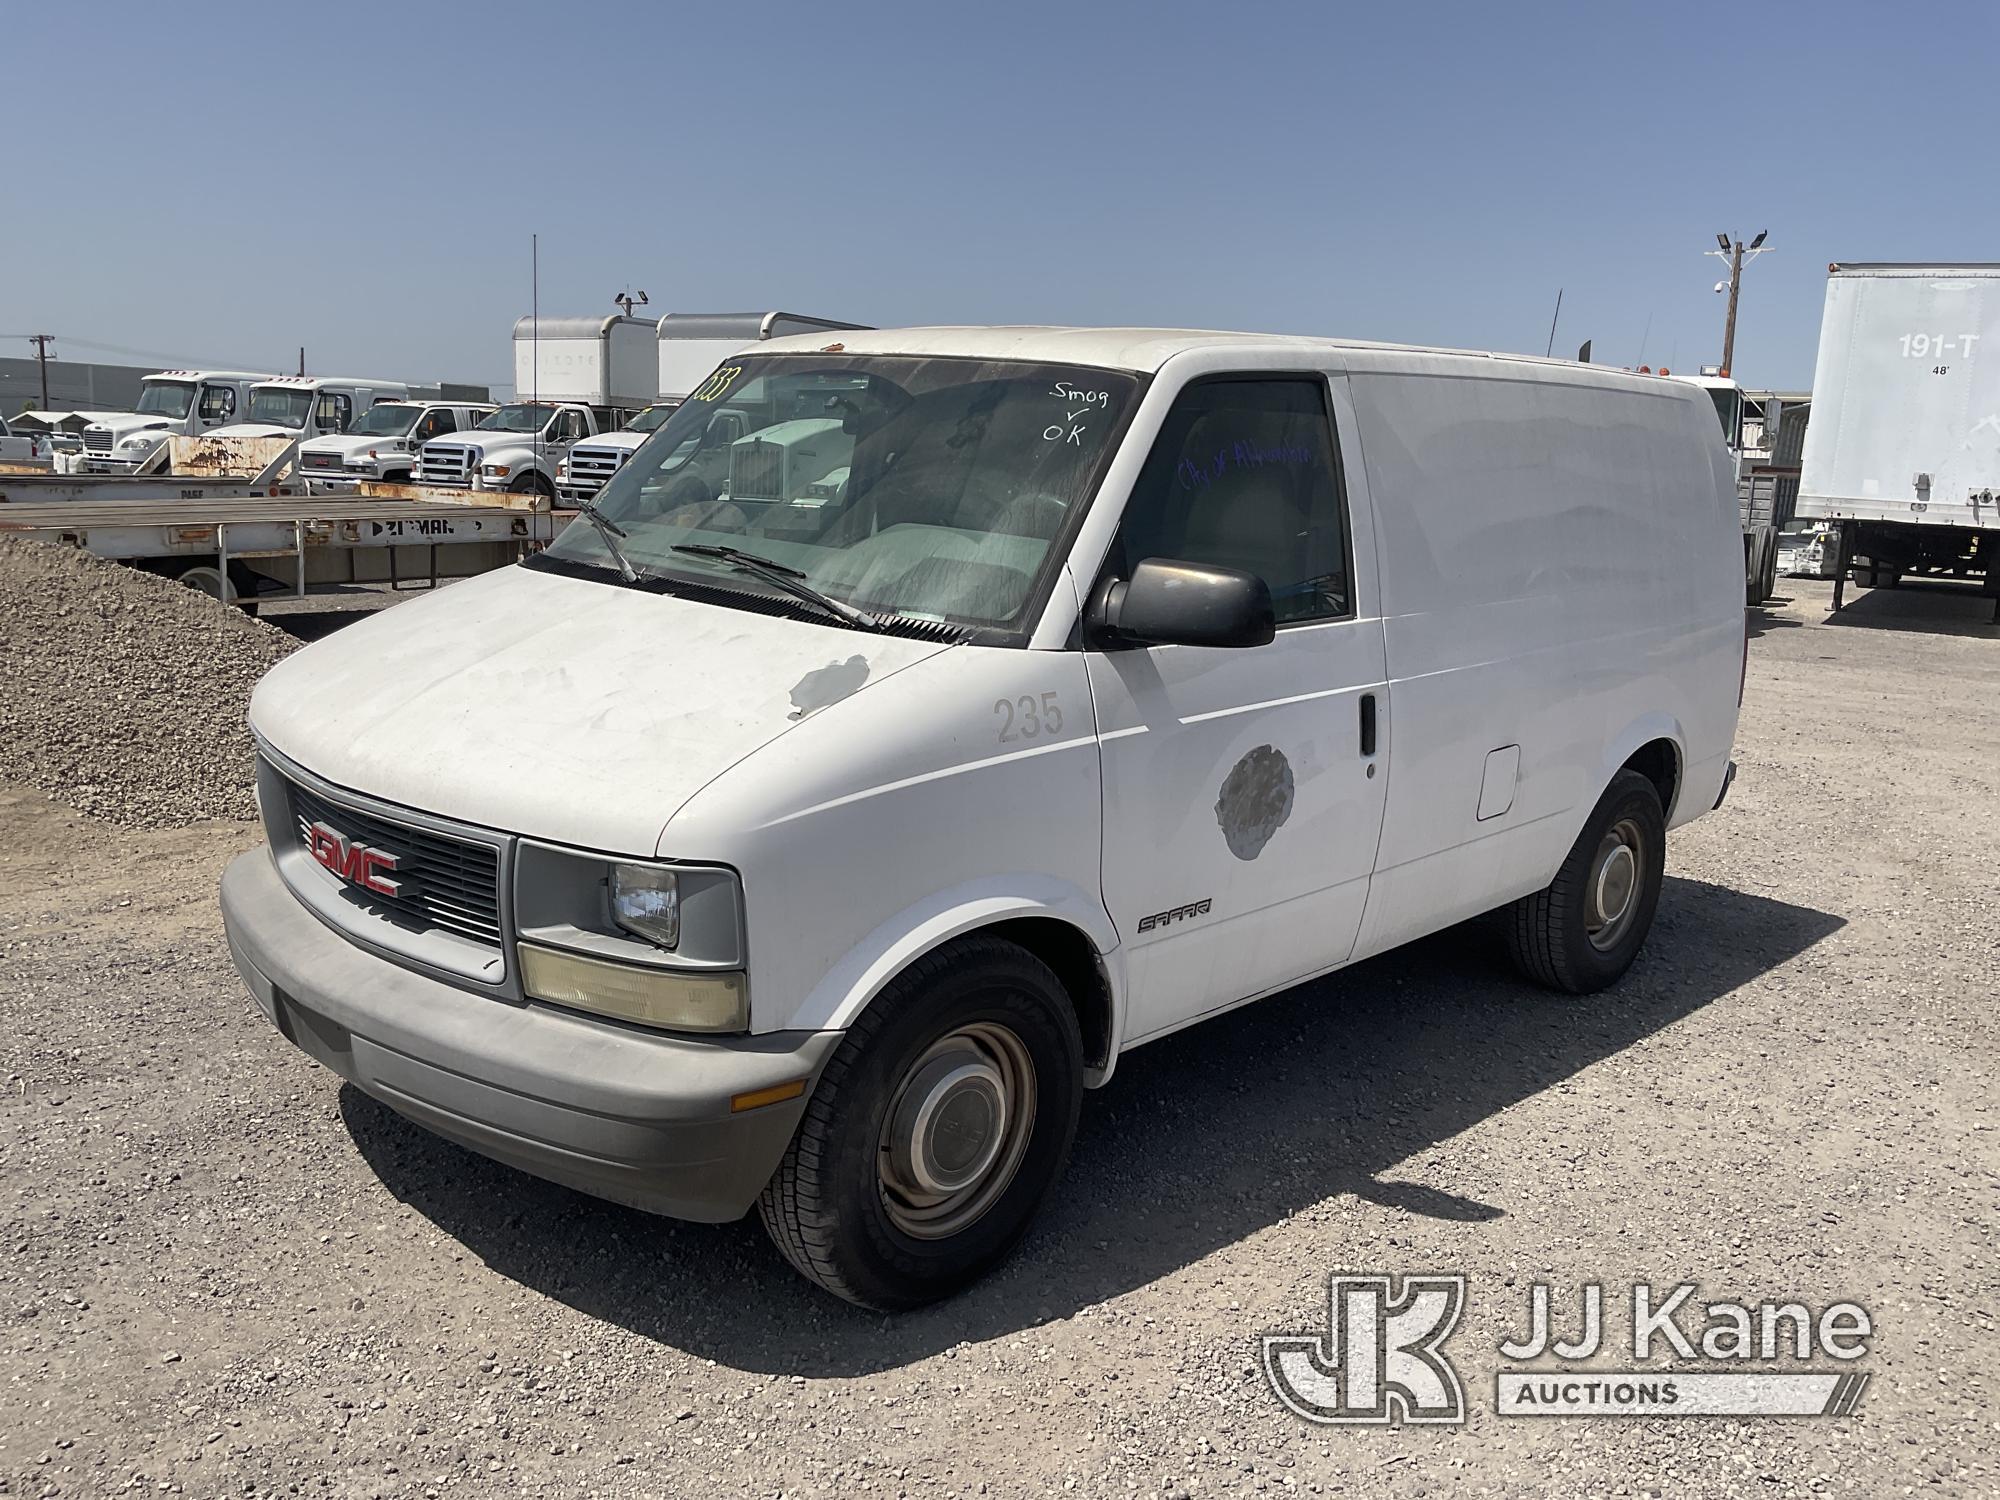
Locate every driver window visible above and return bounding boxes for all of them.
[316,392,353,433]
[198,385,237,422]
[414,410,453,441]
[1110,376,1352,625]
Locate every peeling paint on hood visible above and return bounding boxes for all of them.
[248,566,949,855]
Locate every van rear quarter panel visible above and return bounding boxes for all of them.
[1345,356,1740,957]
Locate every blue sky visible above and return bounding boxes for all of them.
[5,0,1995,394]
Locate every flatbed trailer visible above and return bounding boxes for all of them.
[0,489,564,608]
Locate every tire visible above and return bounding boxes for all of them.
[1505,769,1665,994]
[510,471,555,499]
[758,935,1084,1310]
[1755,541,1780,603]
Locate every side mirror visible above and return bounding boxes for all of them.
[1090,557,1275,649]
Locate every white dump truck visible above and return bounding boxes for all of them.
[557,311,868,503]
[1673,373,1808,604]
[416,316,653,496]
[80,369,272,472]
[297,399,497,493]
[1797,262,2000,620]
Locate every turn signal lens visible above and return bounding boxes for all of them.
[518,943,746,1033]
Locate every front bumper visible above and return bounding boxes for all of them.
[220,848,839,1221]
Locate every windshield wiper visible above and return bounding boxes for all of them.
[575,499,640,583]
[671,543,881,631]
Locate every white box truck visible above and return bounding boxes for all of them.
[79,369,273,472]
[222,327,1743,1309]
[417,316,654,497]
[1797,262,2000,620]
[214,375,413,443]
[559,311,869,503]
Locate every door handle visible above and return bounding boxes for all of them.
[1359,692,1377,757]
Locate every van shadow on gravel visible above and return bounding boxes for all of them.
[339,876,1841,1377]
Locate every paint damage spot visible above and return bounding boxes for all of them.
[788,654,871,719]
[1215,744,1294,860]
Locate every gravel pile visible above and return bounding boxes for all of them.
[0,537,297,825]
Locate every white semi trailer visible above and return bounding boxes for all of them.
[1797,262,2000,621]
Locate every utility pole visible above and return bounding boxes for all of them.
[27,334,54,408]
[1705,230,1770,377]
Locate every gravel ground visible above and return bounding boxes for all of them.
[0,539,296,825]
[1,575,1995,1499]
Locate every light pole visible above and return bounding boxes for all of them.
[1705,230,1769,378]
[614,288,650,319]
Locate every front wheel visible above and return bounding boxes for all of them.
[1505,769,1665,993]
[758,936,1084,1310]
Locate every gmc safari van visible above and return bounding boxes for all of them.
[222,327,1744,1309]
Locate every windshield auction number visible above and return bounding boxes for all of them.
[691,366,745,402]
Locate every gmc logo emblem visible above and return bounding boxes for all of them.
[308,821,402,897]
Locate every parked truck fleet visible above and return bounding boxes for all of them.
[556,311,867,503]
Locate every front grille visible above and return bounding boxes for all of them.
[289,780,502,949]
[418,444,475,485]
[84,428,112,452]
[731,439,784,500]
[565,446,625,492]
[302,451,345,471]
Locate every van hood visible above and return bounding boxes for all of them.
[248,563,950,855]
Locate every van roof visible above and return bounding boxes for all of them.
[749,325,1702,391]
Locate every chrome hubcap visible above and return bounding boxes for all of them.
[879,1022,1035,1240]
[1586,818,1645,952]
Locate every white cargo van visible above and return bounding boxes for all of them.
[222,327,1744,1309]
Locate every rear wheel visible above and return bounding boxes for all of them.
[1506,769,1665,993]
[758,936,1084,1310]
[175,562,260,616]
[1755,540,1780,603]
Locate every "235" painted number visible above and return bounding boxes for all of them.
[995,693,1063,742]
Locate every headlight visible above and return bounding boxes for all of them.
[518,943,746,1032]
[482,463,511,478]
[118,434,159,450]
[611,864,680,948]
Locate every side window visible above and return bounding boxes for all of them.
[557,409,587,442]
[1111,376,1352,624]
[414,409,454,442]
[316,392,353,433]
[198,384,237,421]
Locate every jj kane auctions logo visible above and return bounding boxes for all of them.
[1264,1274,1873,1423]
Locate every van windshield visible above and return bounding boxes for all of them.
[540,355,1143,633]
[247,388,314,429]
[478,403,556,434]
[135,381,196,419]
